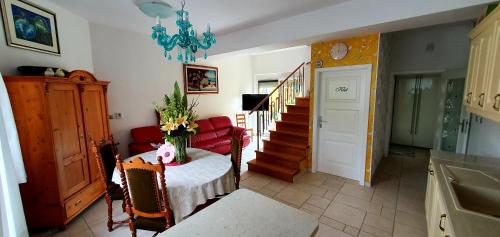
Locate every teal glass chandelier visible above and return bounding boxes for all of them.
[140,0,216,63]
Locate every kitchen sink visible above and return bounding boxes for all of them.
[441,165,500,219]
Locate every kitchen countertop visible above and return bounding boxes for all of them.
[430,150,500,237]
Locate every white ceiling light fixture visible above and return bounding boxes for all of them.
[136,0,174,18]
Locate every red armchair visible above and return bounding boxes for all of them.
[129,116,250,156]
[191,116,250,155]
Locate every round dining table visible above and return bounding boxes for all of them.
[111,148,236,223]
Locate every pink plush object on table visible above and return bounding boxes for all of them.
[156,142,175,164]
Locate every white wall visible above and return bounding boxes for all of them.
[251,46,310,94]
[390,21,473,72]
[90,23,252,156]
[0,0,93,75]
[468,116,500,158]
[252,46,310,75]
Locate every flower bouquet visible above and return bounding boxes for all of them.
[155,81,199,164]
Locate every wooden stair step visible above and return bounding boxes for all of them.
[262,139,308,149]
[295,97,310,106]
[281,113,308,122]
[263,139,308,156]
[271,130,308,138]
[275,121,308,133]
[247,159,298,182]
[256,150,303,169]
[286,104,310,114]
[270,131,308,145]
[256,149,304,162]
[275,120,309,126]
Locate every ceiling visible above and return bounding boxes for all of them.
[49,0,347,36]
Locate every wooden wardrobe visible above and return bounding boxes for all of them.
[4,70,110,228]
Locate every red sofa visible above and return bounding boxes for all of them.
[129,125,164,156]
[128,116,250,155]
[191,116,251,155]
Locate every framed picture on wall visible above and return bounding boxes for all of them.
[1,0,60,55]
[183,64,219,94]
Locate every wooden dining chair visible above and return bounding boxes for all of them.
[235,113,253,141]
[90,137,127,231]
[115,155,173,237]
[231,127,246,189]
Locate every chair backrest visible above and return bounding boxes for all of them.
[231,127,245,189]
[115,155,173,228]
[235,114,246,128]
[91,137,118,189]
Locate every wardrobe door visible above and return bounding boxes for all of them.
[80,84,110,182]
[48,83,89,198]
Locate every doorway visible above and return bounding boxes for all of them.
[313,65,372,184]
[390,73,469,152]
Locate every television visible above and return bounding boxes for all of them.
[242,94,269,111]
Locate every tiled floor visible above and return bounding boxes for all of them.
[31,143,429,237]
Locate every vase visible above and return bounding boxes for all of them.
[172,136,188,164]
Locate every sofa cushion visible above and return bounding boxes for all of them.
[193,140,216,150]
[131,126,163,143]
[215,127,232,137]
[211,137,231,146]
[209,144,232,155]
[191,131,217,144]
[209,116,232,130]
[196,119,215,133]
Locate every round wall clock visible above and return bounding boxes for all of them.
[330,43,348,60]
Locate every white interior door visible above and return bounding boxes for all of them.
[315,65,371,183]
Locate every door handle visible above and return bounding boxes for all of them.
[466,92,472,104]
[413,76,422,135]
[478,93,485,107]
[410,77,419,134]
[439,214,446,231]
[319,116,327,128]
[459,119,467,133]
[493,94,500,111]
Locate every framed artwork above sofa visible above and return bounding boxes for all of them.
[183,64,219,94]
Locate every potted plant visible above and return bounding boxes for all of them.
[155,82,199,164]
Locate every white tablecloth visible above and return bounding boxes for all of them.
[111,148,236,223]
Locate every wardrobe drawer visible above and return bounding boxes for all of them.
[65,181,104,219]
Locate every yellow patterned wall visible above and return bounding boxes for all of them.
[308,34,380,184]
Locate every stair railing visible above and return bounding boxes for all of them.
[250,62,308,149]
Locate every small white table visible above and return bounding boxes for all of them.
[111,148,235,223]
[159,189,319,237]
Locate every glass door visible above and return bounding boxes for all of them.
[440,78,466,152]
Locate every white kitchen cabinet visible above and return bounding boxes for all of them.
[484,19,500,117]
[465,7,500,122]
[426,161,455,237]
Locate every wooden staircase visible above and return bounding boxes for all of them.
[247,97,309,182]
